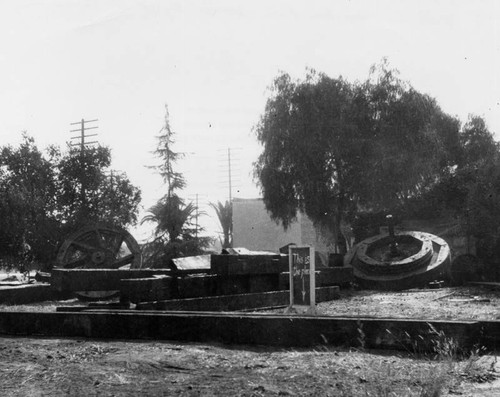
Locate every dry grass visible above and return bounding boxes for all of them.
[317,286,500,321]
[0,285,499,395]
[355,323,499,397]
[0,334,497,396]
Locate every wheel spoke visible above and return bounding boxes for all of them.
[112,235,125,257]
[111,254,135,269]
[64,255,90,269]
[94,229,106,249]
[71,240,98,252]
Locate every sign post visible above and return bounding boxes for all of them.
[286,245,316,314]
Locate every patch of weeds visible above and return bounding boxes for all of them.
[361,324,479,396]
[357,320,366,350]
[412,365,451,397]
[362,362,400,396]
[386,323,462,360]
[334,381,356,397]
[425,325,497,384]
[458,346,497,383]
[358,359,450,397]
[425,323,460,361]
[385,328,426,358]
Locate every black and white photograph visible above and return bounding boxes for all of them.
[0,1,499,395]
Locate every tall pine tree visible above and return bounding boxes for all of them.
[142,105,210,267]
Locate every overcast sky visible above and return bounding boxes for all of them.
[1,0,499,240]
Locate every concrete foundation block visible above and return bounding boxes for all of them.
[0,311,487,352]
[136,286,340,312]
[177,275,217,299]
[211,255,288,275]
[0,283,71,304]
[51,269,173,292]
[119,276,173,303]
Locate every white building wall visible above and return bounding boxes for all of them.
[232,198,332,254]
[232,198,301,252]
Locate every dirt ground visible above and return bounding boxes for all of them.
[0,336,499,397]
[1,285,500,396]
[316,286,500,320]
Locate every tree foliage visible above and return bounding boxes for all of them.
[142,195,209,266]
[210,200,233,249]
[407,114,500,259]
[458,115,498,167]
[142,105,210,267]
[143,195,195,243]
[357,62,460,209]
[254,62,458,249]
[0,134,58,262]
[254,71,362,244]
[56,146,141,228]
[0,134,141,267]
[151,105,186,196]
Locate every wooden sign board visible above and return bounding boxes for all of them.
[286,245,316,314]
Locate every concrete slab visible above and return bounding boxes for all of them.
[135,286,340,311]
[51,269,178,292]
[0,283,70,304]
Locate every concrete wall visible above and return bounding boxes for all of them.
[0,311,488,351]
[232,198,302,252]
[232,198,332,253]
[300,215,332,252]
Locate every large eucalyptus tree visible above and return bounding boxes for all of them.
[254,63,458,250]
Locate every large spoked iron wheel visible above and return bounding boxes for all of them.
[56,225,142,270]
[55,225,143,301]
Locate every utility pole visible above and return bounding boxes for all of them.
[195,193,199,240]
[227,148,232,204]
[69,118,99,216]
[69,119,99,154]
[217,147,241,248]
[227,148,234,247]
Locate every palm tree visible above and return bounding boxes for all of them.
[210,200,232,249]
[141,194,210,267]
[142,195,193,241]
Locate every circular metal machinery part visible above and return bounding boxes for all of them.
[55,225,143,270]
[345,231,451,290]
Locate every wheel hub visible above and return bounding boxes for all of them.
[91,250,107,265]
